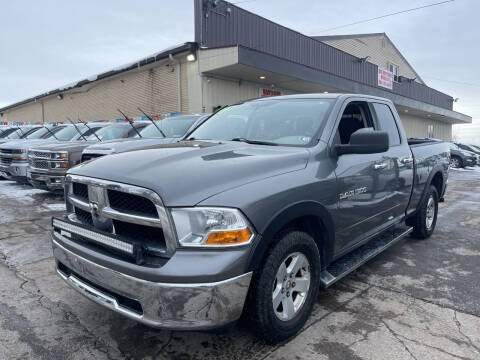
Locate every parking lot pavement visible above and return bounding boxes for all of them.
[0,169,479,360]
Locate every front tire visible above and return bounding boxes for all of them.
[246,231,321,344]
[410,185,438,239]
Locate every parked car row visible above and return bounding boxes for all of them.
[0,114,209,191]
[448,142,480,168]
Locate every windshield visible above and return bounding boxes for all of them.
[0,128,18,138]
[25,127,50,139]
[87,125,127,141]
[40,126,66,139]
[54,126,85,141]
[19,127,41,138]
[188,99,334,146]
[136,116,200,139]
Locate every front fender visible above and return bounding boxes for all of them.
[246,201,335,272]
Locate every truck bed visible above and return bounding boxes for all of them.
[407,139,449,215]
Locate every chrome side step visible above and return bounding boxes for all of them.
[320,225,413,288]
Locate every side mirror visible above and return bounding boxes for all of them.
[335,129,389,156]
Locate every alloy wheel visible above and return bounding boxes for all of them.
[426,195,435,230]
[272,252,311,321]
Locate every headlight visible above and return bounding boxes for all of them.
[12,149,27,161]
[171,207,254,247]
[461,151,471,156]
[52,162,69,168]
[53,152,68,159]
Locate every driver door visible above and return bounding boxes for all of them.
[330,100,392,254]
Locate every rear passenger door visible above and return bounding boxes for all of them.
[371,102,413,222]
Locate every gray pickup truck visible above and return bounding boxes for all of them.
[27,122,149,192]
[0,125,71,182]
[51,94,449,343]
[26,123,109,192]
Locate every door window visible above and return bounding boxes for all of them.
[372,103,401,146]
[336,102,374,144]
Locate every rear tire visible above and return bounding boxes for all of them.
[410,185,438,239]
[246,231,321,344]
[450,156,463,168]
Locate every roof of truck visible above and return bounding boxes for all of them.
[254,93,392,102]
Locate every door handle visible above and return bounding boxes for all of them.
[402,157,414,164]
[374,163,387,170]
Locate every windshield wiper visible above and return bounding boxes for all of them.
[66,117,87,141]
[118,109,142,138]
[137,107,166,137]
[79,118,102,142]
[230,137,278,146]
[43,126,58,140]
[15,126,25,136]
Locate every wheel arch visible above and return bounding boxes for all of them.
[246,201,335,272]
[409,167,444,221]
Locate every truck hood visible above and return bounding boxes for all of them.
[0,139,59,150]
[69,140,309,206]
[30,140,98,153]
[83,137,178,154]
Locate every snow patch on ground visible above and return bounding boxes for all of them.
[42,203,66,211]
[451,166,480,172]
[0,181,46,202]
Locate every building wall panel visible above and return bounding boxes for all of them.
[322,36,423,84]
[398,112,452,140]
[4,59,187,123]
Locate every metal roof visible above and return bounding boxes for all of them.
[195,1,460,114]
[0,42,197,113]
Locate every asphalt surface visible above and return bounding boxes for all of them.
[0,168,479,360]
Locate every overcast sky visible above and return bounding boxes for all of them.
[0,0,478,123]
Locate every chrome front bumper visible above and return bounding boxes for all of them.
[0,162,28,181]
[28,170,65,191]
[53,239,252,330]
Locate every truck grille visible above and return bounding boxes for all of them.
[72,182,88,201]
[0,156,12,165]
[107,189,158,217]
[0,149,14,154]
[30,160,49,169]
[60,175,175,265]
[31,151,51,159]
[81,153,104,163]
[74,207,93,225]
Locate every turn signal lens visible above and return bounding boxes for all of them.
[13,157,26,161]
[60,163,68,168]
[206,228,252,245]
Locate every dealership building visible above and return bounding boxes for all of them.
[0,0,471,139]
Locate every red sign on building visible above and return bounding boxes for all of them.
[259,88,283,97]
[377,67,393,90]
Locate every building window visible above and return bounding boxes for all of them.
[389,63,399,82]
[427,124,434,138]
